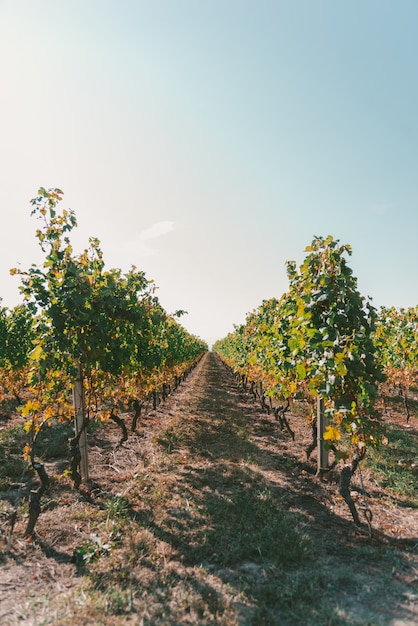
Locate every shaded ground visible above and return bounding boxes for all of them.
[0,352,417,625]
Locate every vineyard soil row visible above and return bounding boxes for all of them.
[1,352,417,625]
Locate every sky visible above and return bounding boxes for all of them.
[1,0,417,347]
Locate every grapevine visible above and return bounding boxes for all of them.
[215,236,386,525]
[5,188,207,535]
[374,306,418,422]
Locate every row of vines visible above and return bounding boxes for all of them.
[213,236,417,525]
[0,188,207,537]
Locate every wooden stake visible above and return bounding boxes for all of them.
[73,362,89,482]
[316,397,329,475]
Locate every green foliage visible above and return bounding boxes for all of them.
[73,533,111,565]
[0,302,36,404]
[0,303,36,371]
[215,235,385,454]
[8,187,207,467]
[374,306,418,373]
[13,187,158,377]
[373,306,418,412]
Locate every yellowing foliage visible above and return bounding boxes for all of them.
[323,425,341,441]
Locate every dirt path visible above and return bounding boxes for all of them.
[1,352,417,625]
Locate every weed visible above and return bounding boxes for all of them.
[35,420,74,459]
[106,494,130,522]
[0,423,26,452]
[197,485,313,566]
[105,589,131,615]
[365,425,418,501]
[0,424,28,490]
[156,427,184,453]
[0,420,73,491]
[72,533,111,566]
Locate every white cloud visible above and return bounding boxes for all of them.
[140,221,175,240]
[106,221,176,263]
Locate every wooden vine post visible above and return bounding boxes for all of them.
[73,362,89,481]
[316,397,329,475]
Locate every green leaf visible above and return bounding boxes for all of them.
[296,363,307,379]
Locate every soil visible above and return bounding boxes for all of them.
[0,352,417,625]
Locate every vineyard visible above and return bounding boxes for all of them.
[0,191,417,624]
[213,236,417,526]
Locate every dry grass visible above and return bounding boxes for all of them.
[0,353,417,625]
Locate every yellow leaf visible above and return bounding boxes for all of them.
[21,400,40,417]
[23,420,32,433]
[23,444,31,462]
[30,344,44,362]
[297,302,305,318]
[323,425,341,441]
[44,406,55,420]
[21,402,31,418]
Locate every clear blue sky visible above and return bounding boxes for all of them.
[1,0,417,346]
